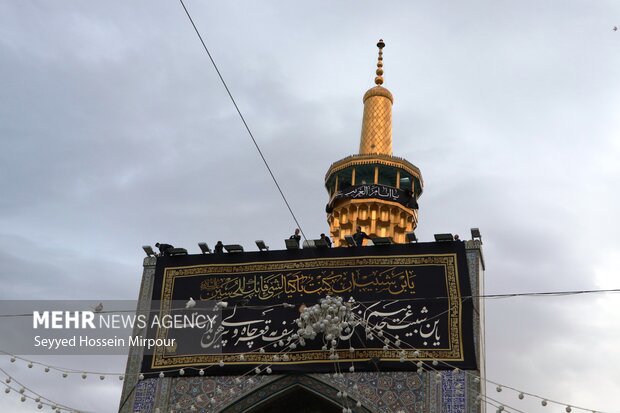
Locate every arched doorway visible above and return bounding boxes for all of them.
[246,385,341,413]
[218,374,372,413]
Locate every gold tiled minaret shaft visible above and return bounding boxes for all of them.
[359,39,393,155]
[324,40,424,246]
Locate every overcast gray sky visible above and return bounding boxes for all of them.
[1,0,620,412]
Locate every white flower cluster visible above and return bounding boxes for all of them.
[295,296,355,355]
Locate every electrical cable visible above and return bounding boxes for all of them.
[1,297,611,413]
[0,287,617,319]
[177,0,307,241]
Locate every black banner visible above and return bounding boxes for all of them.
[326,184,418,212]
[140,242,475,376]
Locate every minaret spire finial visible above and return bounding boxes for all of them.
[359,38,393,155]
[375,39,385,86]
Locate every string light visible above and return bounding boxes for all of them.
[1,292,612,413]
[0,368,84,412]
[0,351,124,378]
[349,299,611,413]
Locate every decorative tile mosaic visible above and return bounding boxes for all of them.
[132,378,158,412]
[316,371,425,413]
[133,368,482,412]
[442,371,467,413]
[168,375,276,412]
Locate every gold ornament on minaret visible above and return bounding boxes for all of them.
[324,39,424,246]
[359,39,393,156]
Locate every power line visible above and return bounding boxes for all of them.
[0,288,617,319]
[476,287,620,299]
[1,298,615,413]
[177,0,307,241]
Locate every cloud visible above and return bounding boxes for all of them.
[1,0,620,412]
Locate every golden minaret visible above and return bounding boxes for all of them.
[325,40,423,246]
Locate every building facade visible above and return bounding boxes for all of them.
[119,41,485,413]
